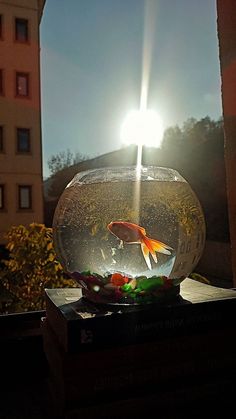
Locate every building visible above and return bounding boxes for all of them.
[0,0,45,244]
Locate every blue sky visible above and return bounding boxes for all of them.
[40,0,222,178]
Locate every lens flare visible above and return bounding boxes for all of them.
[120,109,164,148]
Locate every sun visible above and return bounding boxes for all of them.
[120,109,164,148]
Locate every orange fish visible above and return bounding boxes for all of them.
[107,221,172,270]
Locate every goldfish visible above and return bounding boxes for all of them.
[107,221,173,270]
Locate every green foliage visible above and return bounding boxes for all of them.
[48,148,87,175]
[160,116,228,242]
[0,223,76,313]
[162,116,224,153]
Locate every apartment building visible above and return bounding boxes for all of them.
[0,0,45,244]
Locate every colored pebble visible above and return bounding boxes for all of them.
[129,278,137,289]
[137,276,164,291]
[121,283,132,292]
[111,273,129,286]
[72,270,176,304]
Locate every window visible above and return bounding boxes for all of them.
[17,128,30,152]
[16,72,29,97]
[15,18,28,42]
[0,185,4,209]
[18,185,32,209]
[0,69,3,95]
[0,126,3,152]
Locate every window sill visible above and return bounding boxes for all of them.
[0,309,45,339]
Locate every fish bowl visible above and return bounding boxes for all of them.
[53,166,206,305]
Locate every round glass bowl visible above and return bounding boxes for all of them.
[53,166,206,305]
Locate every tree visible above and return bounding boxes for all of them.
[182,116,223,147]
[161,116,229,242]
[47,149,87,175]
[0,223,76,313]
[162,125,183,150]
[161,116,224,155]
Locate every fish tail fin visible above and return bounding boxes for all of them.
[142,236,158,264]
[141,242,152,270]
[148,237,173,256]
[141,236,173,269]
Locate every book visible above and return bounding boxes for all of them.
[64,373,236,419]
[44,278,236,352]
[42,317,236,416]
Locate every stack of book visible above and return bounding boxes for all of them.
[42,278,236,418]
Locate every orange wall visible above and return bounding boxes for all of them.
[0,0,44,243]
[217,0,236,284]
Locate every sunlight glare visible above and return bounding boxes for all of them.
[120,109,164,148]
